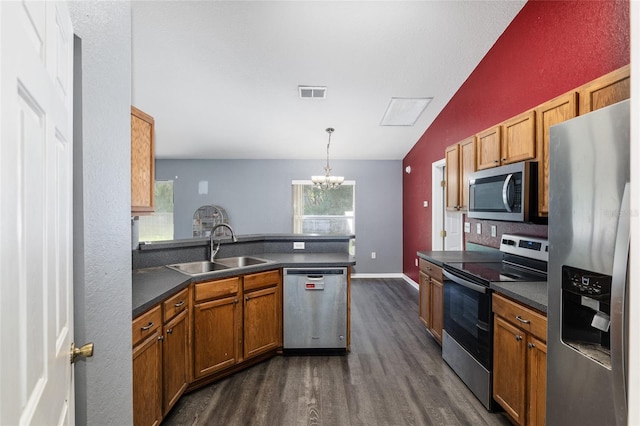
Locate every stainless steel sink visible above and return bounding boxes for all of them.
[214,256,270,268]
[167,260,230,275]
[166,256,271,276]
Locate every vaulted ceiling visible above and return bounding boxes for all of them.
[131,1,526,160]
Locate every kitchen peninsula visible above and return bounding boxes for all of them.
[131,234,355,426]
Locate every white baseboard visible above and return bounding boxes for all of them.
[351,273,419,291]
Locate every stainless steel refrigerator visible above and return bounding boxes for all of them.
[547,99,630,425]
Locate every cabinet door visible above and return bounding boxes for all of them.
[131,106,155,214]
[244,285,281,359]
[501,110,536,164]
[133,331,163,426]
[163,309,189,414]
[476,125,501,170]
[535,92,577,216]
[578,65,630,115]
[430,278,443,345]
[459,136,476,211]
[527,336,547,426]
[418,271,431,329]
[445,144,460,211]
[493,316,526,424]
[193,296,240,378]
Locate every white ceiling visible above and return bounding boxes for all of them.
[131,1,526,161]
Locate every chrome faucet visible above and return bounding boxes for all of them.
[209,223,238,262]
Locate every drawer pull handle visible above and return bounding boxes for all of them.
[515,335,523,341]
[141,322,154,331]
[516,316,531,324]
[174,300,185,308]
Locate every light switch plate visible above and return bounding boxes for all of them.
[476,223,482,234]
[464,222,470,233]
[293,242,305,250]
[491,225,497,237]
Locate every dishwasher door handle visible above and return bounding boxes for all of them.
[306,275,324,280]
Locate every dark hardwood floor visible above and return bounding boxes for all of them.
[163,278,512,425]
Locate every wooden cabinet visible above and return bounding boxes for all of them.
[578,64,630,115]
[446,137,477,211]
[445,144,460,211]
[535,92,578,216]
[131,106,155,215]
[476,125,502,170]
[501,110,536,165]
[477,111,536,171]
[133,306,163,426]
[493,293,547,426]
[418,259,443,345]
[162,288,190,414]
[243,270,282,359]
[193,277,241,379]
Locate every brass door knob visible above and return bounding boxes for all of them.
[70,342,94,364]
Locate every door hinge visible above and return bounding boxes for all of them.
[440,180,446,188]
[440,230,447,238]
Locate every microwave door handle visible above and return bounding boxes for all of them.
[611,182,630,426]
[502,173,514,212]
[443,270,487,294]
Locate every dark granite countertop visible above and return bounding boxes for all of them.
[132,252,355,318]
[417,250,547,313]
[490,281,548,313]
[417,250,503,267]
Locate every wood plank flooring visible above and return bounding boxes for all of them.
[163,278,512,425]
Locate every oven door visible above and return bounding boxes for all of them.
[443,269,492,370]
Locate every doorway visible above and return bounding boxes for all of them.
[432,159,463,251]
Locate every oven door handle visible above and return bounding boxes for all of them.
[443,270,488,294]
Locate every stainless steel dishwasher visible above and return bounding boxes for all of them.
[283,267,348,351]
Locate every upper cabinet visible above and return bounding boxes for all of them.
[535,92,578,217]
[477,111,536,171]
[476,125,502,170]
[578,65,630,115]
[131,106,155,215]
[445,137,477,212]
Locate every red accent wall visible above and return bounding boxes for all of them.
[402,0,630,282]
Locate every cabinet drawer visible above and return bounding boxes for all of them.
[419,259,442,281]
[163,287,189,322]
[133,305,162,347]
[243,269,280,292]
[493,293,547,342]
[194,277,240,303]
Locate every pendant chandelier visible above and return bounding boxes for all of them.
[311,127,344,189]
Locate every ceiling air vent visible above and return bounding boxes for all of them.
[298,86,327,99]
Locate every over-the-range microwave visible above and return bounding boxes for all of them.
[468,161,537,222]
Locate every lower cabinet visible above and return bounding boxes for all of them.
[418,259,443,345]
[193,277,241,378]
[243,270,282,359]
[492,293,547,426]
[162,287,190,414]
[132,306,163,426]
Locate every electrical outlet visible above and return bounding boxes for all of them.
[371,252,376,259]
[293,242,305,250]
[464,222,471,233]
[491,225,497,237]
[476,223,482,234]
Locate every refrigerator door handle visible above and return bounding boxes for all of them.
[610,181,630,426]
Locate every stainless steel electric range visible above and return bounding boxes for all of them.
[441,234,548,410]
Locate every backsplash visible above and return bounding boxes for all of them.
[464,215,548,249]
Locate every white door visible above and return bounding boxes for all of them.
[1,1,75,425]
[444,211,463,251]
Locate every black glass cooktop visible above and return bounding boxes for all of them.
[444,261,547,285]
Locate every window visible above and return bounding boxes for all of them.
[292,180,355,235]
[138,180,174,241]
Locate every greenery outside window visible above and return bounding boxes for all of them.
[292,180,355,235]
[138,180,174,241]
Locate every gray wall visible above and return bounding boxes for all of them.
[157,159,403,274]
[70,2,133,425]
